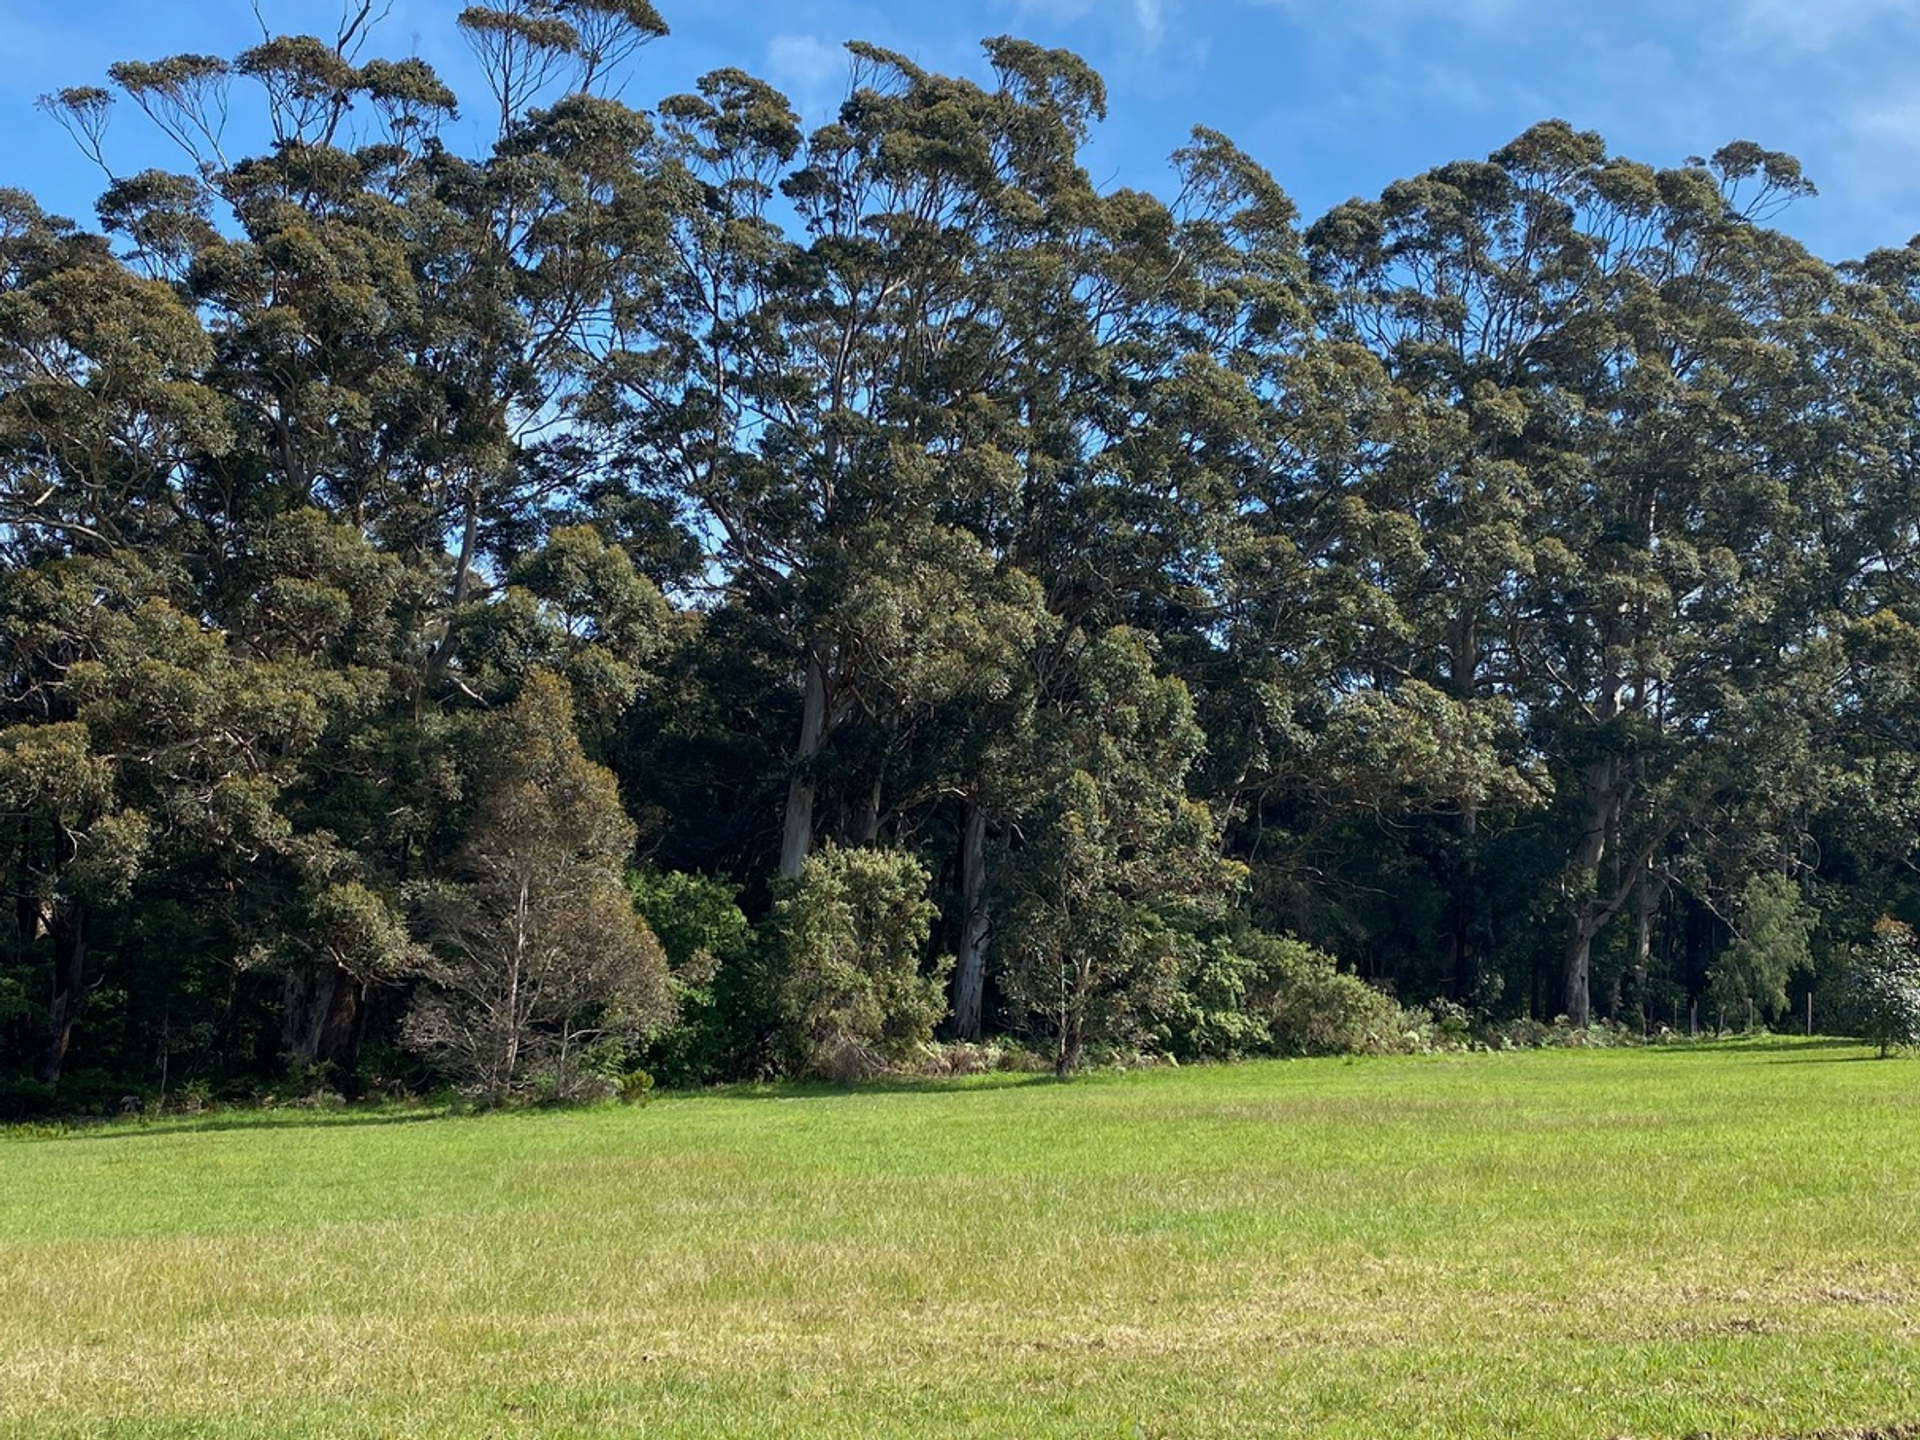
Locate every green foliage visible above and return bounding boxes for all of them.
[1164,931,1280,1061]
[1841,919,1920,1056]
[403,673,673,1101]
[771,845,949,1080]
[627,869,757,1086]
[5,3,1920,1099]
[997,629,1241,1073]
[1243,930,1427,1057]
[628,871,753,973]
[452,525,673,740]
[1163,925,1438,1063]
[1708,872,1813,1023]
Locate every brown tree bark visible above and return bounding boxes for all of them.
[280,964,363,1077]
[38,895,86,1087]
[952,802,990,1040]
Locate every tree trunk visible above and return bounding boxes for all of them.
[779,645,829,879]
[1631,863,1658,1031]
[1562,916,1596,1029]
[1562,753,1620,1026]
[38,896,86,1087]
[1056,1013,1083,1077]
[424,490,484,680]
[280,964,362,1077]
[1056,955,1089,1075]
[952,802,990,1040]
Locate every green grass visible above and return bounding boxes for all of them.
[4,1041,1920,1438]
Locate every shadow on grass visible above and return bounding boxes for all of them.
[1627,1035,1879,1062]
[5,1070,1073,1138]
[693,1071,1068,1103]
[5,1106,457,1143]
[21,1041,1885,1138]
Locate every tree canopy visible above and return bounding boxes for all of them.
[6,9,1919,1107]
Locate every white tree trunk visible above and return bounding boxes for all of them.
[780,646,829,879]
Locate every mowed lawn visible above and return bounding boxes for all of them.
[4,1043,1919,1439]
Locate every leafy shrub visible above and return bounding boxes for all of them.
[910,1041,1052,1076]
[617,1067,656,1105]
[628,870,759,1086]
[1841,918,1920,1056]
[1482,1014,1643,1050]
[171,1078,215,1114]
[628,871,753,973]
[1163,927,1445,1060]
[1428,999,1475,1047]
[1248,931,1424,1057]
[772,845,951,1080]
[1165,932,1280,1061]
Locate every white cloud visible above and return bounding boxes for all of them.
[995,0,1204,93]
[1731,0,1916,55]
[1008,0,1180,49]
[765,33,848,120]
[1247,0,1522,31]
[1011,0,1099,21]
[1852,91,1920,149]
[1133,0,1166,47]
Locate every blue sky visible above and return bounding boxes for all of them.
[2,0,1916,260]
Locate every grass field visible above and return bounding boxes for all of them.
[3,1041,1919,1438]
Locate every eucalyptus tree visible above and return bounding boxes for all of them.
[45,0,676,621]
[995,627,1241,1072]
[1532,157,1835,1024]
[1303,124,1608,1000]
[0,192,226,1083]
[597,42,1117,880]
[1310,122,1837,1023]
[10,4,682,1086]
[1791,245,1920,945]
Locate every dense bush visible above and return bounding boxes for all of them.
[1247,932,1429,1056]
[627,870,759,1086]
[772,846,951,1081]
[1163,927,1433,1060]
[1840,919,1920,1056]
[1165,932,1281,1061]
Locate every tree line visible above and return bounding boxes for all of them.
[6,1,1920,1107]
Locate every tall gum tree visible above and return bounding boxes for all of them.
[1310,121,1835,1023]
[596,41,1103,879]
[19,5,680,1082]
